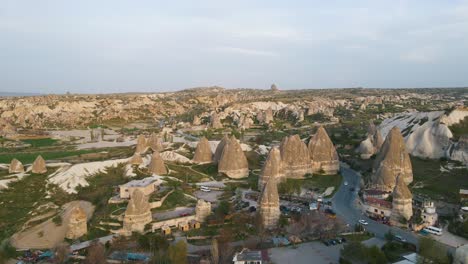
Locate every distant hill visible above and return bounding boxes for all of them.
[0,92,41,97]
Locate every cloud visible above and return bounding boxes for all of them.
[400,46,440,63]
[215,46,279,57]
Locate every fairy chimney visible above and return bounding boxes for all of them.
[195,199,212,222]
[213,135,229,163]
[148,151,167,175]
[280,135,311,178]
[193,115,201,126]
[258,147,284,191]
[147,133,164,152]
[128,153,143,165]
[66,206,87,239]
[390,175,413,226]
[308,126,339,175]
[135,135,148,154]
[359,121,384,159]
[218,136,249,179]
[31,155,47,174]
[264,107,274,124]
[193,137,213,164]
[123,189,152,233]
[259,176,280,229]
[372,127,413,191]
[9,158,24,174]
[210,112,223,129]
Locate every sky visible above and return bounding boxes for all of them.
[1,0,468,94]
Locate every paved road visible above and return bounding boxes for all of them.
[332,163,419,246]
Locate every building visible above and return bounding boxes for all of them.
[119,176,160,199]
[233,248,268,264]
[421,200,438,226]
[460,189,468,202]
[363,197,392,220]
[363,189,391,200]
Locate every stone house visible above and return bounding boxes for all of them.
[119,177,160,199]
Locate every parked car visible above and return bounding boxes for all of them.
[249,206,256,212]
[358,219,369,225]
[395,235,407,243]
[322,240,330,246]
[344,181,348,186]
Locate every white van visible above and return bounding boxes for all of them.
[423,226,443,236]
[200,186,211,192]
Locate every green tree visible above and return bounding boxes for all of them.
[418,237,450,264]
[168,240,187,264]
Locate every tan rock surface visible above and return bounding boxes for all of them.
[280,135,311,178]
[135,134,148,154]
[123,189,152,233]
[218,136,249,179]
[193,137,212,164]
[31,155,47,174]
[9,158,24,174]
[308,126,339,174]
[259,176,280,229]
[65,206,87,239]
[128,153,143,165]
[372,127,413,191]
[258,147,284,191]
[147,133,163,152]
[390,175,413,226]
[213,135,229,163]
[148,151,168,175]
[210,112,223,129]
[195,199,212,222]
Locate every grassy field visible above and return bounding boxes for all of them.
[154,189,196,211]
[411,157,468,203]
[278,173,342,197]
[20,138,58,148]
[0,149,97,164]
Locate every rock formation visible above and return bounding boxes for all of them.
[9,158,24,174]
[193,137,212,164]
[390,175,413,226]
[210,112,223,129]
[147,133,164,152]
[66,206,87,239]
[259,176,280,229]
[218,136,249,179]
[135,135,148,154]
[308,126,339,175]
[195,199,212,222]
[372,127,413,191]
[123,189,152,233]
[449,135,468,165]
[454,244,468,264]
[264,107,274,124]
[258,147,284,191]
[148,151,167,175]
[128,153,144,165]
[359,121,384,159]
[31,155,47,174]
[280,135,311,178]
[192,115,201,126]
[213,135,229,163]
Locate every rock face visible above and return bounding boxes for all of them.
[195,199,212,222]
[359,122,384,159]
[259,176,280,229]
[218,136,249,179]
[258,147,284,191]
[390,175,413,226]
[128,153,143,165]
[192,115,201,126]
[9,158,24,174]
[147,133,163,152]
[135,135,148,154]
[454,244,468,264]
[280,135,311,178]
[193,137,212,164]
[148,151,167,175]
[31,155,47,174]
[372,127,413,191]
[213,135,230,163]
[210,112,223,129]
[308,126,339,174]
[66,206,87,239]
[449,135,468,165]
[264,107,274,124]
[123,189,152,233]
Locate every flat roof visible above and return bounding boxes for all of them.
[120,176,158,188]
[460,189,468,195]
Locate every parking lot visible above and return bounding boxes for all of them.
[269,241,342,264]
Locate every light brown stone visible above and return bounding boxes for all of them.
[218,136,249,179]
[195,199,211,222]
[123,189,152,233]
[148,151,168,175]
[259,176,280,229]
[280,135,311,178]
[192,115,201,126]
[31,155,47,174]
[258,147,284,191]
[135,134,148,154]
[147,133,163,152]
[390,175,413,226]
[308,126,339,174]
[128,153,143,165]
[372,127,413,191]
[213,135,229,163]
[264,107,274,124]
[66,206,87,239]
[210,112,223,129]
[193,137,212,164]
[9,158,24,174]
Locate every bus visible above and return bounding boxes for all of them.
[200,186,211,192]
[423,226,443,236]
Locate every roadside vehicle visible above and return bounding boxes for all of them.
[358,219,369,225]
[200,186,211,192]
[344,181,348,186]
[423,226,443,236]
[395,235,407,242]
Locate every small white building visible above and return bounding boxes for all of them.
[119,176,161,199]
[421,200,438,226]
[233,248,267,264]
